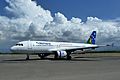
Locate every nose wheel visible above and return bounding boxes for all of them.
[26,54,30,60]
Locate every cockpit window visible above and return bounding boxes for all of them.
[16,44,23,46]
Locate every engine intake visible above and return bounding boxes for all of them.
[57,51,67,57]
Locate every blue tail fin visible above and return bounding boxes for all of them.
[87,31,96,44]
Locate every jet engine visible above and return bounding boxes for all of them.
[57,51,67,58]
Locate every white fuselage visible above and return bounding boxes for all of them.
[10,40,98,54]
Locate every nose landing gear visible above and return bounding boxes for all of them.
[26,54,30,60]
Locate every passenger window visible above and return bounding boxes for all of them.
[16,44,19,46]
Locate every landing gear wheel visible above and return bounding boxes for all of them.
[67,56,71,60]
[26,54,30,60]
[38,54,45,59]
[54,53,58,60]
[41,56,45,59]
[67,53,72,60]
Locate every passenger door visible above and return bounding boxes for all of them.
[28,40,32,50]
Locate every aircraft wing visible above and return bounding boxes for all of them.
[48,46,98,52]
[49,44,111,52]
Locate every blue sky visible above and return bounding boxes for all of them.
[0,0,120,20]
[36,0,120,21]
[0,0,6,15]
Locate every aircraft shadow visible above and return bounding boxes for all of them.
[1,57,100,63]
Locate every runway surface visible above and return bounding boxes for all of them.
[0,54,120,80]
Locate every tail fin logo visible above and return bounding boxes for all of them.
[87,31,96,44]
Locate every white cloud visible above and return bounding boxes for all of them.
[0,0,120,51]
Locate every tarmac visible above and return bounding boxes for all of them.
[0,53,120,80]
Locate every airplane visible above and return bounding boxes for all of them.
[10,31,109,60]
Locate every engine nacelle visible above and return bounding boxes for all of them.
[57,51,67,57]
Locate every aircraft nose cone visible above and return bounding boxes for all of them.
[10,46,16,51]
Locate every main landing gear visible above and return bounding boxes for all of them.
[38,54,45,59]
[66,53,72,60]
[38,54,50,59]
